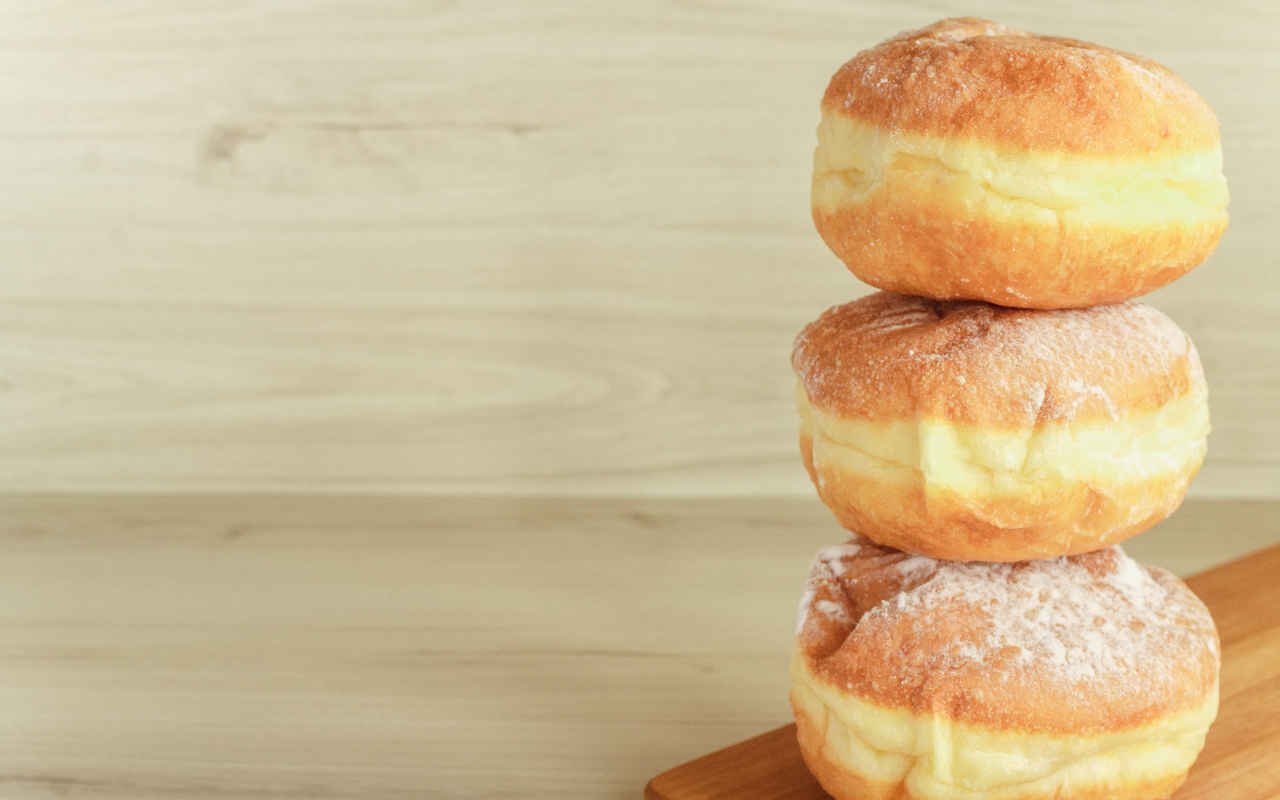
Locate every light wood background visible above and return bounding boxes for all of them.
[2,0,1277,496]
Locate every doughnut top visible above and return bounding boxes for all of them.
[791,292,1204,428]
[822,17,1220,155]
[795,535,1219,733]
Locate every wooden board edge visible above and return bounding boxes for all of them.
[644,724,807,799]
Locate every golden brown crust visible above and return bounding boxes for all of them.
[798,429,1199,562]
[812,192,1227,311]
[792,702,1191,800]
[794,538,1220,734]
[791,292,1203,428]
[822,18,1219,155]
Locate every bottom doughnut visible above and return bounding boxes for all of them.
[791,537,1220,800]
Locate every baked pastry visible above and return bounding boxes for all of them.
[812,18,1229,309]
[791,536,1220,800]
[792,292,1209,562]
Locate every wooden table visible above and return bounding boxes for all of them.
[0,494,1274,799]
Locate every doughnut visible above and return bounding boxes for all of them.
[811,18,1229,309]
[791,536,1220,800]
[791,292,1209,562]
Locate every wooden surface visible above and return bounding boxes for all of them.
[0,493,1273,799]
[0,1,1277,496]
[646,544,1280,800]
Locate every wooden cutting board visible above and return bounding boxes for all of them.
[646,544,1280,799]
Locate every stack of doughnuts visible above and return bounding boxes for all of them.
[788,19,1226,800]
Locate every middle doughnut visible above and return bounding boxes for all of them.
[791,292,1209,562]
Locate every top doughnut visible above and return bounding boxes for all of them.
[812,18,1229,309]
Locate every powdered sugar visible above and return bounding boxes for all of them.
[792,293,1198,426]
[813,541,865,577]
[797,535,1217,691]
[891,554,936,580]
[795,586,816,634]
[814,599,852,626]
[796,538,928,633]
[879,551,1172,683]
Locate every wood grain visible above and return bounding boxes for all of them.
[0,1,1275,495]
[646,545,1280,800]
[0,493,1272,799]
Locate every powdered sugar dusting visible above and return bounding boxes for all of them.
[791,293,1197,426]
[891,554,935,580]
[880,550,1173,684]
[795,586,816,634]
[813,541,864,577]
[796,537,928,633]
[815,599,851,626]
[796,535,1219,697]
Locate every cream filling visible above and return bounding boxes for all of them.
[792,653,1217,798]
[812,111,1228,227]
[797,383,1209,498]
